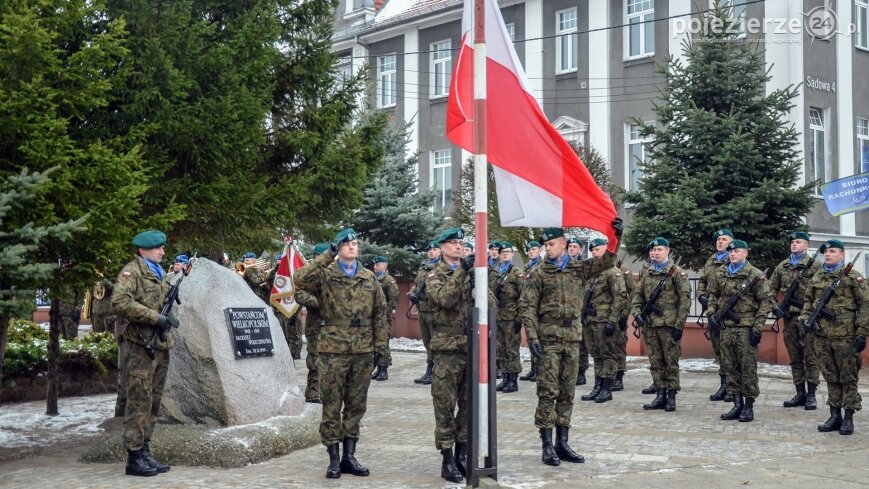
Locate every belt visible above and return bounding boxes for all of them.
[825,312,856,321]
[539,318,574,327]
[325,318,371,327]
[438,326,466,335]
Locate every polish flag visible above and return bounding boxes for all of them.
[447,0,617,250]
[270,242,306,318]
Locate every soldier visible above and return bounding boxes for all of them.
[296,243,330,404]
[294,228,389,479]
[111,230,175,477]
[371,256,399,381]
[566,237,589,386]
[90,278,115,334]
[798,239,867,435]
[487,241,501,268]
[520,221,622,467]
[630,238,691,412]
[56,286,83,340]
[492,241,523,393]
[566,237,582,261]
[769,231,822,410]
[167,254,188,279]
[410,241,441,385]
[241,252,271,303]
[705,239,771,423]
[613,256,637,391]
[580,238,629,404]
[519,240,543,382]
[697,229,735,402]
[462,241,473,258]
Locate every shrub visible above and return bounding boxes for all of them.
[3,320,118,378]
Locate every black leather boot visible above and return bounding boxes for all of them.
[454,442,468,477]
[594,378,613,403]
[783,382,806,407]
[581,377,602,401]
[440,448,463,482]
[496,371,508,391]
[723,391,734,402]
[839,409,855,435]
[710,374,727,401]
[576,369,587,386]
[414,362,433,385]
[520,359,538,381]
[554,426,584,463]
[125,449,158,477]
[370,364,382,380]
[539,428,561,466]
[642,383,657,395]
[720,395,743,420]
[643,389,666,410]
[374,366,388,381]
[141,441,170,473]
[664,389,677,412]
[325,444,341,479]
[502,373,518,393]
[805,383,818,410]
[340,438,369,476]
[611,371,625,391]
[739,397,755,422]
[818,406,843,432]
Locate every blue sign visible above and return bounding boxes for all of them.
[821,172,869,216]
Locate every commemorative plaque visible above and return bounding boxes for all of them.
[224,307,275,358]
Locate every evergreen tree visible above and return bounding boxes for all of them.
[623,2,813,271]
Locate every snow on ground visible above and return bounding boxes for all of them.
[0,394,115,449]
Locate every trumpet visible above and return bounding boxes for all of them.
[236,258,270,275]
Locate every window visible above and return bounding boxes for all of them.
[626,0,654,58]
[430,40,452,98]
[809,108,830,195]
[556,8,578,73]
[377,54,397,108]
[506,22,516,42]
[626,123,652,192]
[859,118,869,173]
[336,58,352,82]
[431,150,452,210]
[857,0,869,50]
[352,0,372,10]
[718,0,748,38]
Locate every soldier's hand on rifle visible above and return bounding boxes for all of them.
[408,292,420,305]
[803,320,815,335]
[513,319,522,334]
[603,323,616,337]
[748,329,762,347]
[618,316,628,331]
[460,253,475,271]
[771,304,787,319]
[611,217,624,238]
[671,328,683,342]
[708,314,721,333]
[634,313,649,328]
[698,293,709,309]
[155,315,177,332]
[854,335,867,353]
[529,341,543,362]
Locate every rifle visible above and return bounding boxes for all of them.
[145,257,195,360]
[494,264,513,298]
[616,253,626,269]
[770,250,820,333]
[707,267,769,334]
[632,259,679,339]
[406,281,427,319]
[802,252,862,343]
[580,277,598,328]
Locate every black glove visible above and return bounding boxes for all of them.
[155,315,174,332]
[634,313,649,328]
[328,242,338,257]
[770,304,787,320]
[671,328,683,342]
[513,319,522,334]
[603,323,616,337]
[529,341,543,362]
[460,253,475,271]
[748,329,762,347]
[854,335,867,353]
[611,217,624,238]
[698,293,709,309]
[373,352,382,367]
[708,314,721,333]
[408,292,420,305]
[803,320,815,335]
[468,271,476,290]
[618,317,628,331]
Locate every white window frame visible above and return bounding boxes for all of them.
[430,40,452,99]
[858,117,869,173]
[336,57,352,82]
[809,107,830,196]
[712,0,748,39]
[625,123,653,194]
[625,0,655,60]
[857,0,869,50]
[506,22,516,43]
[430,150,452,210]
[377,53,397,108]
[555,8,578,74]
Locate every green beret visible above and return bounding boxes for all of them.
[463,241,473,250]
[488,241,501,250]
[525,240,541,250]
[539,228,564,242]
[646,237,670,250]
[566,237,580,246]
[499,241,513,251]
[132,230,166,249]
[334,228,358,245]
[712,229,734,240]
[426,241,439,251]
[819,239,845,253]
[727,239,749,250]
[436,227,465,244]
[313,243,330,256]
[589,238,608,249]
[790,231,811,241]
[373,255,388,264]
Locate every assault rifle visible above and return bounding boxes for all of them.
[802,252,862,342]
[770,250,820,333]
[580,277,598,328]
[145,256,196,360]
[494,263,513,297]
[707,267,769,334]
[406,281,428,319]
[632,258,679,339]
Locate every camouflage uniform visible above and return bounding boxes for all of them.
[411,260,439,364]
[111,256,172,452]
[630,262,691,391]
[243,266,272,303]
[583,267,629,384]
[698,253,730,376]
[492,263,523,376]
[295,286,322,402]
[617,266,637,374]
[57,288,83,340]
[90,279,115,333]
[294,253,389,446]
[114,316,130,417]
[376,271,400,367]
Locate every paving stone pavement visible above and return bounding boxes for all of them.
[2,348,869,488]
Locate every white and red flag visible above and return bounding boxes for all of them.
[270,240,306,318]
[447,0,618,250]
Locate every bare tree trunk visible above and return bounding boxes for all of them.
[0,315,9,386]
[46,299,60,416]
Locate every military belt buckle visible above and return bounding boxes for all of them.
[350,318,361,327]
[562,320,572,327]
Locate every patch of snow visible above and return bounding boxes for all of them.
[0,394,114,449]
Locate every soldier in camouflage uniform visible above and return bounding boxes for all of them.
[697,229,735,402]
[520,222,622,467]
[798,239,868,435]
[487,241,501,268]
[371,255,399,381]
[567,237,589,386]
[613,256,636,391]
[410,242,441,385]
[519,240,543,382]
[90,278,115,333]
[580,238,629,404]
[492,241,523,393]
[56,286,83,340]
[297,243,329,404]
[630,238,691,412]
[705,239,772,423]
[769,231,822,410]
[294,228,389,479]
[111,230,175,477]
[462,241,473,258]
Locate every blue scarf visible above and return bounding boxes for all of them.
[498,261,512,274]
[715,251,729,261]
[488,256,498,267]
[651,259,669,273]
[426,258,439,266]
[548,254,570,270]
[375,271,385,279]
[790,252,805,267]
[727,260,746,276]
[448,262,458,271]
[527,256,541,269]
[339,260,357,278]
[143,257,164,281]
[823,261,844,273]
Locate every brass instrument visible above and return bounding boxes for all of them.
[236,258,270,275]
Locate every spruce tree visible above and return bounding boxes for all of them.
[623,2,814,272]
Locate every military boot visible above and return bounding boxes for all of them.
[141,441,170,473]
[370,364,382,380]
[783,382,806,408]
[709,374,727,401]
[720,395,743,420]
[414,362,433,385]
[643,389,666,410]
[125,449,158,477]
[554,426,584,463]
[594,378,613,404]
[440,448,463,482]
[496,372,509,391]
[539,428,561,466]
[805,383,818,410]
[818,406,843,432]
[496,362,502,379]
[641,383,657,395]
[374,366,388,381]
[839,409,855,435]
[739,397,755,422]
[325,444,341,479]
[611,370,625,391]
[581,377,602,401]
[502,373,518,393]
[454,442,468,477]
[664,389,677,412]
[339,438,370,476]
[576,369,587,386]
[520,359,538,381]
